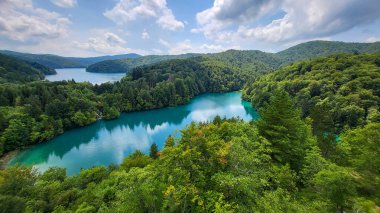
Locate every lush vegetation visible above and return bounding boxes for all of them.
[1,92,378,212]
[0,50,140,69]
[0,41,379,212]
[0,57,251,155]
[0,54,55,83]
[244,53,380,158]
[86,53,200,73]
[276,40,380,66]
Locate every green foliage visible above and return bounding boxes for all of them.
[0,113,378,212]
[0,55,253,154]
[0,42,379,212]
[0,53,48,83]
[120,150,153,172]
[256,90,314,171]
[312,164,357,212]
[245,53,380,133]
[276,40,380,65]
[149,143,159,159]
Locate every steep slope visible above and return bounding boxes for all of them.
[0,50,141,68]
[276,40,380,65]
[243,53,380,132]
[0,54,49,83]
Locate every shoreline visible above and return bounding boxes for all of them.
[0,91,247,169]
[0,150,19,169]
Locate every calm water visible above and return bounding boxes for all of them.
[9,92,258,175]
[46,68,125,84]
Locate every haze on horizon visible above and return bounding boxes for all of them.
[0,0,379,57]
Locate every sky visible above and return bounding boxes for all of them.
[0,0,379,57]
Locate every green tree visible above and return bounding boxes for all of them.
[149,143,159,159]
[256,90,312,171]
[120,150,153,172]
[313,165,356,212]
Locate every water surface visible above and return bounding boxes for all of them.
[9,92,258,175]
[46,68,125,84]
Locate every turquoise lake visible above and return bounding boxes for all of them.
[46,68,125,84]
[9,92,258,175]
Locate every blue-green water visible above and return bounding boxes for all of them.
[9,92,258,175]
[46,68,125,84]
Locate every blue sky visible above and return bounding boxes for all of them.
[0,0,379,57]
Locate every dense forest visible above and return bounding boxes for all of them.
[0,54,55,83]
[0,92,378,212]
[243,53,380,130]
[0,50,140,69]
[0,42,379,212]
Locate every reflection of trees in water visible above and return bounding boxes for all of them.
[13,105,191,164]
[12,93,258,167]
[241,99,260,120]
[103,105,191,133]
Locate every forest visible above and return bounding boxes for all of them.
[0,49,379,212]
[0,91,378,212]
[0,54,56,83]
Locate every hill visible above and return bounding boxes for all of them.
[276,40,380,65]
[0,54,55,83]
[86,53,201,73]
[87,41,380,74]
[0,50,141,69]
[243,53,380,134]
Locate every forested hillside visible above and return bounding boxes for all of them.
[86,41,380,74]
[0,47,379,212]
[276,41,380,65]
[0,50,140,69]
[243,53,380,157]
[86,53,200,73]
[0,54,55,83]
[1,92,378,212]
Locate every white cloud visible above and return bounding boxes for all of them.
[73,32,141,55]
[159,39,240,54]
[105,32,126,44]
[142,30,150,39]
[104,0,184,31]
[366,36,380,43]
[239,0,380,42]
[195,0,380,43]
[193,0,279,40]
[50,0,77,8]
[0,0,71,42]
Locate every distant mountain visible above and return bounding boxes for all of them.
[86,53,201,73]
[0,53,54,83]
[0,50,141,69]
[276,40,380,66]
[87,41,380,74]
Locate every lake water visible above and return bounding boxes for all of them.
[9,92,258,175]
[46,68,125,84]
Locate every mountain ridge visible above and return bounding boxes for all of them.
[86,40,380,73]
[0,50,141,69]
